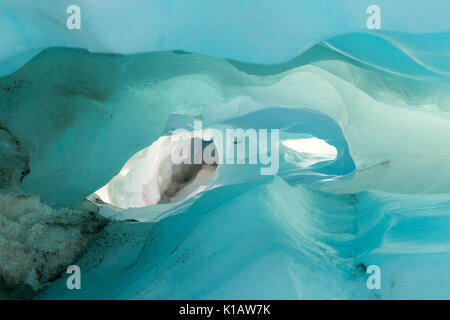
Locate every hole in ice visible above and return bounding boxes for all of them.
[281,137,337,167]
[91,133,217,209]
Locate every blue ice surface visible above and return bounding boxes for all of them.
[0,0,450,76]
[36,179,450,299]
[1,0,450,299]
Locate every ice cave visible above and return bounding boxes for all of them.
[1,0,450,300]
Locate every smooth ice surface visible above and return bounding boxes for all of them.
[1,0,450,300]
[0,1,450,76]
[37,179,450,299]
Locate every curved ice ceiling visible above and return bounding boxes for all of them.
[1,0,450,76]
[1,0,450,300]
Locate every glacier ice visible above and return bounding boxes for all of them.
[0,0,450,300]
[1,1,450,76]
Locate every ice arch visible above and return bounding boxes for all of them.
[89,104,353,222]
[1,44,450,209]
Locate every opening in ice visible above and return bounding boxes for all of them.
[92,133,217,209]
